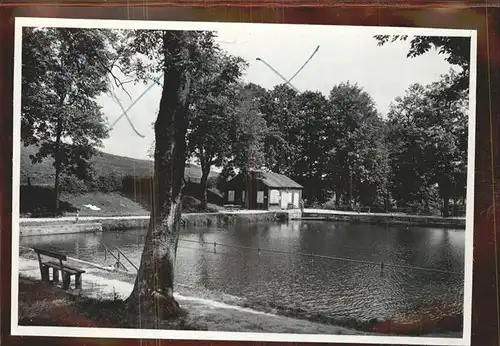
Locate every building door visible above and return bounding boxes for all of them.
[293,192,300,208]
[281,192,291,209]
[228,190,235,203]
[257,191,264,209]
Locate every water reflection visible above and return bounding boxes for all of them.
[20,221,465,322]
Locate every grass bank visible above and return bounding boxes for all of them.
[21,189,224,219]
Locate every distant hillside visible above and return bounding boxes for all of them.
[20,145,219,186]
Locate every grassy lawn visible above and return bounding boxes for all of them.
[21,145,218,186]
[20,145,224,218]
[61,192,149,217]
[64,192,223,217]
[20,187,224,218]
[18,276,201,330]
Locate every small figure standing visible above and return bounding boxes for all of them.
[75,209,79,223]
[299,198,304,212]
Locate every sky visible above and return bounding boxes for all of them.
[98,23,457,161]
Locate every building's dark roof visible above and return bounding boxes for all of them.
[228,170,303,189]
[259,171,303,189]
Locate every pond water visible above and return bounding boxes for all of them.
[20,220,465,323]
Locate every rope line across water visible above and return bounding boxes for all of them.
[178,239,464,276]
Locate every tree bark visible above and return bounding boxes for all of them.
[200,167,210,210]
[198,147,213,211]
[443,197,450,217]
[335,186,341,208]
[424,194,430,214]
[126,31,191,321]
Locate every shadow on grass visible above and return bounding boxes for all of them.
[18,277,204,330]
[121,178,224,213]
[20,185,76,217]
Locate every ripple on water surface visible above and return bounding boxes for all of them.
[20,221,465,324]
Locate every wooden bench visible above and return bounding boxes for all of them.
[33,247,85,290]
[223,204,241,211]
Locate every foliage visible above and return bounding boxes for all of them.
[261,84,301,174]
[186,46,247,207]
[117,29,217,85]
[323,82,389,208]
[259,82,389,207]
[22,27,114,209]
[215,164,237,191]
[89,173,123,193]
[59,175,89,194]
[230,84,269,173]
[288,90,332,203]
[387,71,468,215]
[238,81,390,207]
[374,35,470,92]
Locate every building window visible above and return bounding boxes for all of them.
[228,190,235,202]
[269,189,279,204]
[257,191,264,203]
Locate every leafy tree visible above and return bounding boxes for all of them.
[262,84,301,174]
[22,27,114,211]
[187,50,247,209]
[291,91,331,203]
[388,95,427,210]
[233,85,268,171]
[224,84,269,208]
[424,72,469,215]
[326,82,387,209]
[387,71,468,215]
[118,29,220,317]
[374,35,470,92]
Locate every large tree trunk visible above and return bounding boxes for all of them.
[126,31,191,320]
[348,172,353,209]
[335,186,341,208]
[200,167,210,210]
[424,194,430,214]
[443,196,450,217]
[245,170,252,209]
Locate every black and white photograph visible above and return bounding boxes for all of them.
[11,17,476,345]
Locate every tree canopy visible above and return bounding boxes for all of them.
[186,48,247,208]
[387,71,468,215]
[22,27,115,211]
[374,35,471,92]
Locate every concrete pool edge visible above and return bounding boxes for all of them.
[18,211,295,236]
[18,208,465,237]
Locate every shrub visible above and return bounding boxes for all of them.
[88,173,122,193]
[207,176,218,188]
[59,175,89,194]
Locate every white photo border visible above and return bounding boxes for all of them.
[10,16,477,346]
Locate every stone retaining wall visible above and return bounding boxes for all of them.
[298,213,465,229]
[20,222,103,237]
[181,211,288,227]
[19,211,290,236]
